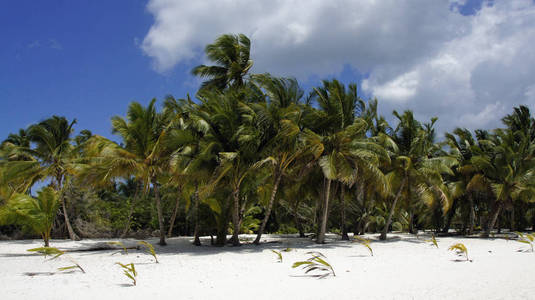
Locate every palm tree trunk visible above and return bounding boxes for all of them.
[152,179,166,246]
[381,176,407,240]
[483,202,503,237]
[254,171,282,245]
[442,198,458,234]
[56,176,79,241]
[510,205,515,231]
[341,184,349,240]
[60,193,79,241]
[167,193,181,238]
[193,185,201,246]
[120,182,141,238]
[468,193,475,235]
[317,178,332,244]
[231,187,241,246]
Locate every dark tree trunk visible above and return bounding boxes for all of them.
[340,184,349,240]
[193,185,201,246]
[381,176,407,240]
[254,171,282,244]
[467,193,475,235]
[442,198,458,234]
[317,178,332,244]
[230,188,241,246]
[510,205,515,231]
[483,202,503,237]
[152,179,166,246]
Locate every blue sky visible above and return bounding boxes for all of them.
[0,0,190,139]
[3,0,534,141]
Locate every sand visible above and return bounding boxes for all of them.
[1,233,534,300]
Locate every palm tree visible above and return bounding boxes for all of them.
[192,34,253,91]
[380,111,456,240]
[0,187,58,246]
[306,80,387,244]
[445,128,484,234]
[247,74,305,244]
[194,88,268,246]
[1,116,81,240]
[82,99,173,245]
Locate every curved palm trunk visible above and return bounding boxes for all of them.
[152,179,166,246]
[56,176,79,241]
[60,192,79,241]
[483,202,503,237]
[167,194,181,238]
[380,176,407,240]
[231,188,241,246]
[340,184,349,240]
[254,172,282,245]
[317,179,332,244]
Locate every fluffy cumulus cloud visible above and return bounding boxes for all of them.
[142,0,535,133]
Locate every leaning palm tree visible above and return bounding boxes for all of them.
[192,33,253,91]
[247,74,305,244]
[1,116,81,240]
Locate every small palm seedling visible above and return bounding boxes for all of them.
[353,236,373,256]
[515,232,535,252]
[137,241,158,263]
[271,250,283,263]
[426,234,439,248]
[108,241,128,254]
[282,247,293,252]
[292,251,335,279]
[449,243,470,261]
[27,247,85,273]
[116,262,137,286]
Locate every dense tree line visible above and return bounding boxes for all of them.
[1,34,535,246]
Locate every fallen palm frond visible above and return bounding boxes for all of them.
[116,262,137,286]
[426,234,439,248]
[292,251,335,279]
[353,236,373,256]
[515,232,535,252]
[107,241,128,254]
[27,247,85,273]
[449,243,470,261]
[271,250,282,263]
[137,241,158,263]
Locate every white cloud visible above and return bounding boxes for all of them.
[142,0,535,134]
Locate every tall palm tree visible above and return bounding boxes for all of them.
[380,111,456,240]
[306,80,387,244]
[82,99,174,245]
[192,34,253,91]
[247,74,305,244]
[193,87,268,246]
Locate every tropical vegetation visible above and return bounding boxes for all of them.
[1,33,535,247]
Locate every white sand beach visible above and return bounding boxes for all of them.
[1,233,534,300]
